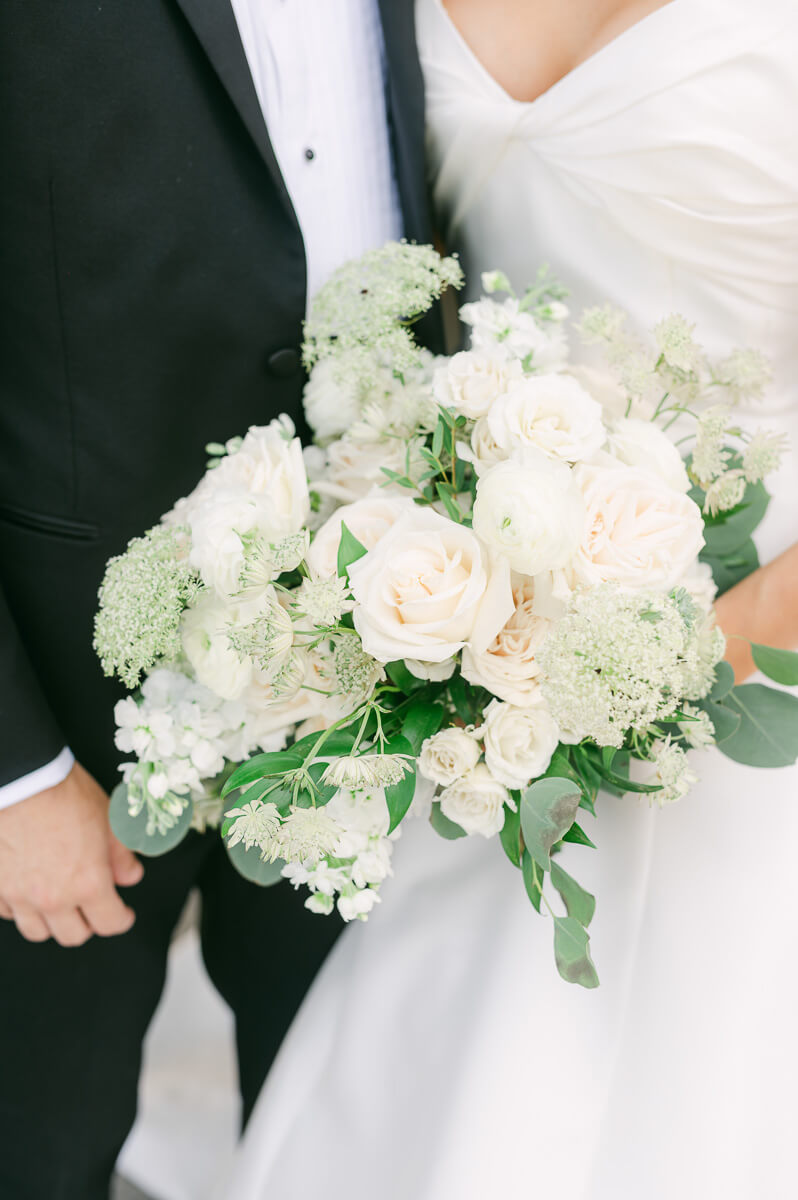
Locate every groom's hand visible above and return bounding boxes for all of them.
[0,763,144,946]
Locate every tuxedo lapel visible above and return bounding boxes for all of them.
[377,0,432,243]
[171,0,298,226]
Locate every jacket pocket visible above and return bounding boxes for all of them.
[0,502,99,541]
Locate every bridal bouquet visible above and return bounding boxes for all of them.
[95,243,798,985]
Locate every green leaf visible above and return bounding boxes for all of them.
[337,521,368,579]
[448,674,473,724]
[550,861,596,928]
[521,849,544,912]
[718,684,798,767]
[401,701,445,754]
[225,839,286,887]
[288,729,357,760]
[701,537,759,596]
[561,821,596,850]
[519,777,581,871]
[108,783,193,857]
[708,660,735,702]
[700,479,769,556]
[499,802,522,867]
[699,699,741,744]
[432,418,445,460]
[435,482,462,523]
[553,916,600,989]
[751,643,798,686]
[300,761,338,807]
[222,750,304,797]
[383,734,416,834]
[386,660,425,693]
[430,801,467,839]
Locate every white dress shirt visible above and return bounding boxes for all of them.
[0,0,402,810]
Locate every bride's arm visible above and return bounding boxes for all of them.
[713,543,798,683]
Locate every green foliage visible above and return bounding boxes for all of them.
[385,660,425,693]
[717,685,798,768]
[561,822,597,850]
[222,751,305,797]
[383,735,416,833]
[702,538,759,596]
[109,783,193,857]
[430,802,467,839]
[553,917,600,989]
[520,778,581,871]
[337,522,368,580]
[751,644,798,686]
[225,839,286,886]
[550,862,596,928]
[401,701,445,754]
[521,850,544,912]
[708,660,735,701]
[499,803,522,867]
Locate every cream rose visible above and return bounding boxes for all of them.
[306,492,410,579]
[464,416,506,476]
[316,436,426,504]
[486,375,605,463]
[439,764,510,838]
[607,418,690,492]
[472,448,586,576]
[418,728,480,787]
[461,575,551,705]
[573,462,705,591]
[482,699,559,789]
[348,507,514,664]
[433,349,521,420]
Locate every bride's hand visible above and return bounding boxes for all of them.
[713,543,798,683]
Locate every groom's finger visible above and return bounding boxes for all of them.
[0,899,13,919]
[11,903,51,943]
[81,885,136,938]
[45,908,93,948]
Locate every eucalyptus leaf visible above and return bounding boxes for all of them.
[699,699,741,744]
[337,521,368,579]
[718,684,798,767]
[550,861,596,928]
[708,660,735,702]
[520,777,581,871]
[699,479,769,556]
[553,916,600,989]
[430,801,467,840]
[751,643,798,686]
[225,838,286,887]
[109,783,193,857]
[701,537,759,595]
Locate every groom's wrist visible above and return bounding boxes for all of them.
[0,747,75,810]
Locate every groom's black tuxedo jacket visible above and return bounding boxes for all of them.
[0,0,433,790]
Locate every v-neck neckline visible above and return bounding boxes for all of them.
[433,0,683,110]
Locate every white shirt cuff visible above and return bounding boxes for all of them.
[0,747,75,810]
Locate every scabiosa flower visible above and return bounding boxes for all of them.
[321,754,412,791]
[296,575,350,628]
[654,314,701,373]
[648,737,699,805]
[273,805,341,866]
[94,526,200,688]
[225,799,282,852]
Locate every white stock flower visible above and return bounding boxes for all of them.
[306,493,409,579]
[482,699,559,789]
[418,728,480,786]
[486,375,605,463]
[472,448,585,576]
[349,507,514,664]
[573,462,704,592]
[433,349,521,420]
[439,764,510,838]
[461,575,551,705]
[460,298,568,369]
[337,888,380,922]
[607,418,690,492]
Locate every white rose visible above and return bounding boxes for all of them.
[348,507,514,664]
[316,436,425,505]
[573,462,705,591]
[460,298,568,370]
[678,559,718,613]
[482,699,559,789]
[181,592,269,700]
[418,728,480,786]
[439,764,509,838]
[464,417,506,475]
[306,492,410,579]
[607,418,690,492]
[433,349,521,420]
[487,375,606,463]
[302,357,363,442]
[461,575,551,705]
[406,658,457,682]
[472,448,586,576]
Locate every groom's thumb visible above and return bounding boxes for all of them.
[109,835,145,888]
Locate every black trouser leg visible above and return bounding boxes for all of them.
[197,842,343,1125]
[0,832,212,1200]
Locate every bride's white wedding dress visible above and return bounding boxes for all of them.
[226,1,798,1196]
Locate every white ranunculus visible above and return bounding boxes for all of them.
[486,375,606,463]
[302,357,364,442]
[439,764,509,838]
[573,462,705,592]
[472,448,586,576]
[188,489,262,596]
[306,492,411,579]
[607,418,690,492]
[418,728,480,786]
[181,592,257,701]
[482,699,559,789]
[433,349,521,420]
[461,575,551,705]
[460,298,568,370]
[348,507,514,664]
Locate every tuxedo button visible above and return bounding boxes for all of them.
[267,348,301,378]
